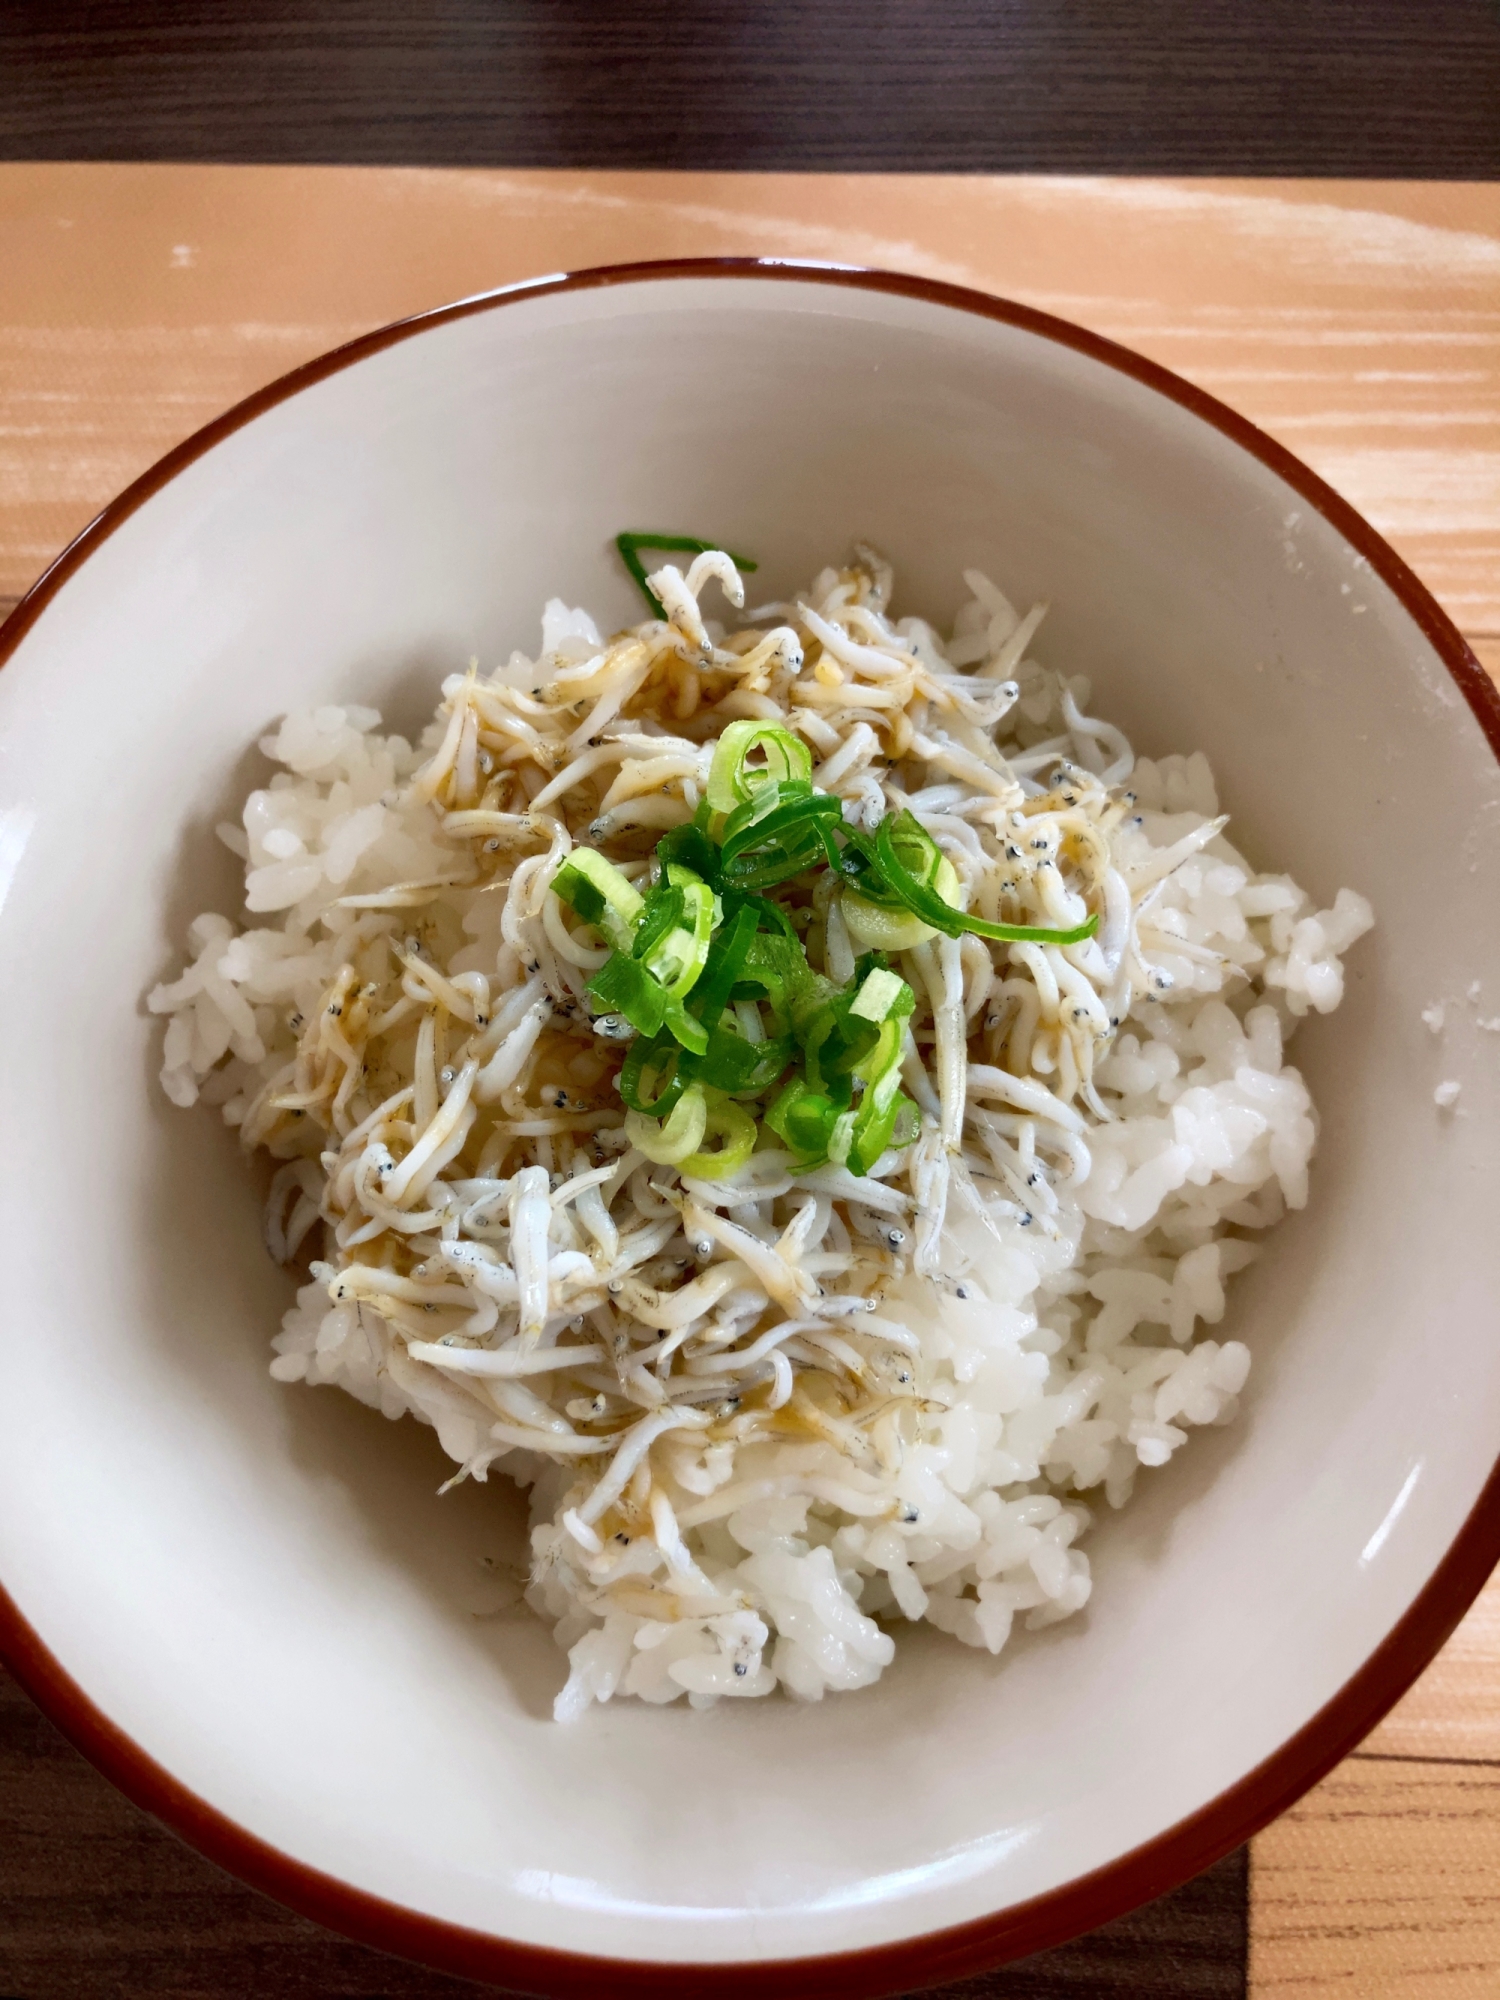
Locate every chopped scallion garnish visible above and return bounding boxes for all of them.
[872,810,1100,948]
[551,850,644,953]
[679,1098,759,1180]
[706,721,812,815]
[550,723,1099,1172]
[849,966,908,1024]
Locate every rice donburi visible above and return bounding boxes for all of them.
[152,538,1373,1717]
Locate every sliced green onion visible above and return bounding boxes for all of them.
[856,1016,904,1096]
[769,1026,914,1173]
[873,810,1099,947]
[718,776,813,846]
[675,883,717,995]
[721,800,844,893]
[687,903,758,1037]
[826,1108,858,1168]
[706,721,812,814]
[660,996,710,1057]
[831,820,918,912]
[696,1027,795,1096]
[665,859,713,892]
[723,841,833,897]
[847,1077,916,1176]
[849,966,909,1024]
[720,791,840,864]
[741,894,798,939]
[654,804,721,887]
[737,932,837,1048]
[618,1031,688,1117]
[835,818,959,939]
[586,952,669,1039]
[799,998,877,1098]
[678,1098,758,1180]
[798,961,912,1097]
[630,882,686,964]
[551,849,645,951]
[608,872,715,1054]
[626,1085,709,1163]
[619,1015,792,1121]
[650,881,716,999]
[576,721,1099,1165]
[616,533,758,620]
[846,1008,917,1173]
[766,1077,845,1161]
[841,865,958,952]
[582,878,706,1050]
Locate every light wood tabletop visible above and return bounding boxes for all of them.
[0,166,1496,1999]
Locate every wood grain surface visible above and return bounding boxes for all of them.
[1,169,1496,628]
[1252,1761,1500,1999]
[0,166,1497,2000]
[1251,1570,1500,1998]
[0,1664,1245,2000]
[0,1,1496,178]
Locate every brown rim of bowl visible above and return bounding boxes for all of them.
[1,257,1497,1998]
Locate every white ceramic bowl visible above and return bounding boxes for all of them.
[2,263,1498,1997]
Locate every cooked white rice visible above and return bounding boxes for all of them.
[151,547,1373,1718]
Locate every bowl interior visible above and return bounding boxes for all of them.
[1,272,1497,1969]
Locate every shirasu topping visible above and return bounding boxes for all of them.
[152,542,1373,1714]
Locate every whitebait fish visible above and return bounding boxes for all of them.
[154,537,1372,1718]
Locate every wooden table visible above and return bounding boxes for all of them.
[1,166,1497,2000]
[1,2,1496,178]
